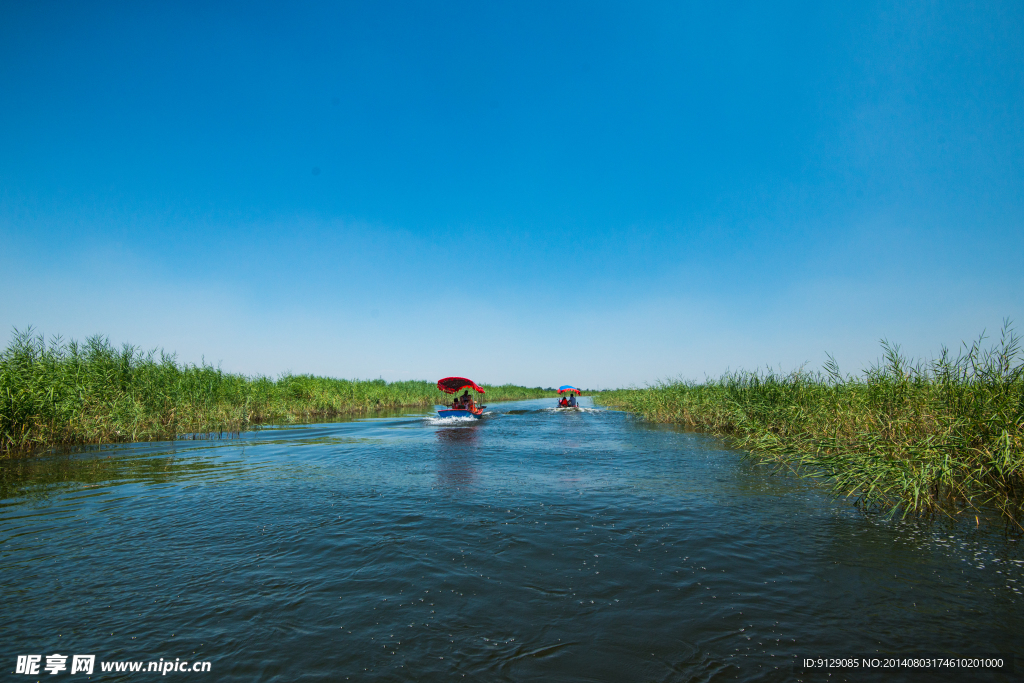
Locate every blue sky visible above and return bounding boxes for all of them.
[2,1,1022,388]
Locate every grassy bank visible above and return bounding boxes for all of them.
[0,330,556,457]
[595,327,1024,525]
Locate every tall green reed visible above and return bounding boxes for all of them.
[0,329,556,457]
[596,323,1024,525]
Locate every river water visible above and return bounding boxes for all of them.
[1,398,1021,682]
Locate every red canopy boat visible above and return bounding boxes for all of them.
[436,377,486,419]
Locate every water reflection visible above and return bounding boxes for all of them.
[434,425,479,490]
[0,444,249,502]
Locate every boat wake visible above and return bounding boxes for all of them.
[427,415,486,425]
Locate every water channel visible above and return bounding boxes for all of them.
[1,398,1021,681]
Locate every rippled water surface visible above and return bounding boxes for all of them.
[2,398,1022,681]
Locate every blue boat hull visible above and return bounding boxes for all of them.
[437,408,483,419]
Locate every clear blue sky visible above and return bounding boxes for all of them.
[2,1,1022,388]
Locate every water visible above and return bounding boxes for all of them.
[1,398,1021,682]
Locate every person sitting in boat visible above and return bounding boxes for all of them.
[567,393,577,408]
[558,396,569,407]
[460,390,474,411]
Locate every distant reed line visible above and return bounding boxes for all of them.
[0,329,556,458]
[595,324,1024,526]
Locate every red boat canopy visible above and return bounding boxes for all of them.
[437,377,485,394]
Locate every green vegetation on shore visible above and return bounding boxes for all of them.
[0,330,555,457]
[595,326,1024,525]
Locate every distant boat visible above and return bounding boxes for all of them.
[555,385,581,409]
[436,377,486,419]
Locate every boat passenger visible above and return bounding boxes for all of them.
[460,390,473,411]
[559,397,569,407]
[567,394,577,408]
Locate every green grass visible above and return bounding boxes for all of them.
[595,324,1024,525]
[0,329,556,458]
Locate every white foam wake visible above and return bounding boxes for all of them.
[426,415,482,425]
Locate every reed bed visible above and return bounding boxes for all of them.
[0,330,555,458]
[595,326,1024,525]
